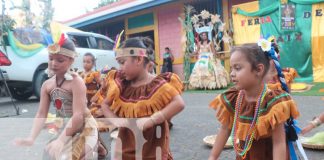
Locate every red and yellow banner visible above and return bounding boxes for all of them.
[311,3,324,82]
[232,1,260,45]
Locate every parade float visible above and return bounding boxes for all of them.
[179,6,233,90]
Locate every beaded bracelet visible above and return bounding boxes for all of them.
[310,117,322,128]
[151,111,166,125]
[150,117,157,125]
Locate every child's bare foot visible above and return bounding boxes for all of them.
[98,142,107,159]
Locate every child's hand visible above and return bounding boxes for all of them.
[45,139,64,159]
[104,118,130,128]
[136,118,154,131]
[301,123,314,135]
[13,137,34,146]
[195,35,200,44]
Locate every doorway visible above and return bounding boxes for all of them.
[128,30,155,47]
[128,30,156,73]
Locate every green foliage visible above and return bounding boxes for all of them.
[94,0,119,9]
[0,15,16,36]
[10,0,33,27]
[179,5,195,84]
[38,0,54,31]
[8,0,53,30]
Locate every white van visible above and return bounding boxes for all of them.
[0,30,118,100]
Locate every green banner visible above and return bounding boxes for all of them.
[260,0,313,82]
[290,0,324,5]
[128,13,154,30]
[8,31,45,58]
[237,2,279,17]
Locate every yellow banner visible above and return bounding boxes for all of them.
[232,1,260,45]
[312,3,324,82]
[13,35,43,51]
[50,21,81,43]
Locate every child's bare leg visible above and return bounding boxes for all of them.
[98,140,108,158]
[80,144,95,160]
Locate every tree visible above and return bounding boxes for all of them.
[9,0,32,27]
[0,15,16,35]
[38,0,54,31]
[9,0,53,30]
[1,0,16,52]
[94,0,119,9]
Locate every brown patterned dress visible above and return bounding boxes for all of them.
[79,71,101,106]
[105,70,183,160]
[210,87,299,160]
[268,68,298,91]
[46,86,98,160]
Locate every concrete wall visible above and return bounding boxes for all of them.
[157,3,184,79]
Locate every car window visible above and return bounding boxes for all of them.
[69,35,90,48]
[12,29,50,45]
[95,38,114,50]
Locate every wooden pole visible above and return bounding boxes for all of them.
[222,0,231,73]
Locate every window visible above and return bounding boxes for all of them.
[95,38,114,50]
[13,29,45,45]
[69,35,90,48]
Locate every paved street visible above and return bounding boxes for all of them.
[1,93,324,160]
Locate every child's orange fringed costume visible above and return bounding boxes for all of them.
[268,68,298,91]
[105,70,183,160]
[89,81,108,117]
[79,71,101,106]
[89,67,112,132]
[210,87,299,160]
[89,66,111,115]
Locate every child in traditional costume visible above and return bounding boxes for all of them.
[161,47,174,73]
[302,111,324,133]
[14,35,100,159]
[301,107,324,149]
[265,37,298,91]
[84,65,113,158]
[79,52,101,106]
[89,65,111,118]
[268,67,298,91]
[101,37,185,160]
[189,10,229,90]
[208,41,300,160]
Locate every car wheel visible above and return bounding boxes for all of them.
[33,69,47,99]
[9,86,33,100]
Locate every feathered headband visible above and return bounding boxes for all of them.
[113,30,149,59]
[47,33,78,58]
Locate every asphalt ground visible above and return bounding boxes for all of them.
[0,93,324,160]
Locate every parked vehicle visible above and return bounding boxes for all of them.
[0,29,118,100]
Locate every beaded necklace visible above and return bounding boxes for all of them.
[54,77,66,110]
[230,84,267,158]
